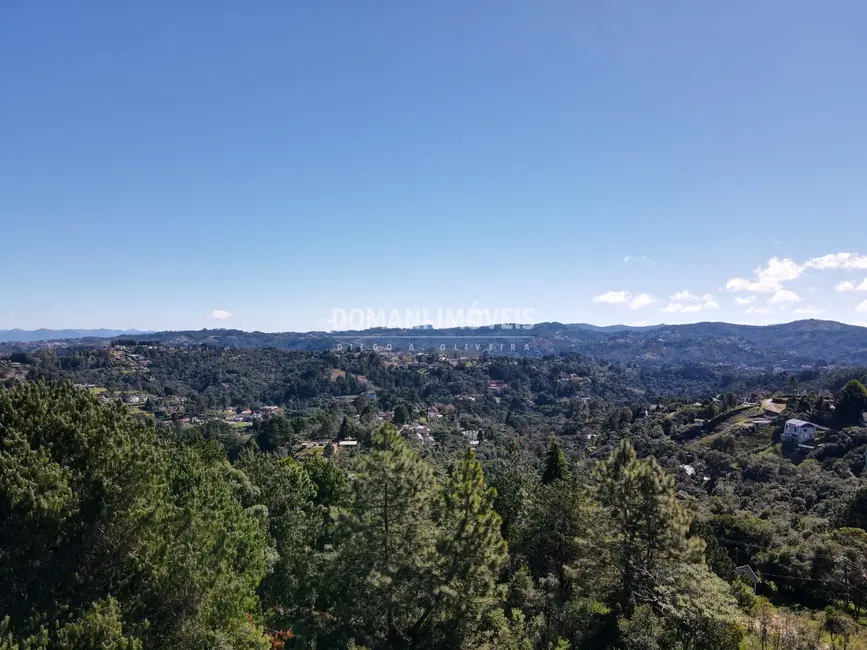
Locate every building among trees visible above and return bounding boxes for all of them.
[782,418,816,445]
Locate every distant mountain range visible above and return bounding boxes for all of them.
[3,320,867,368]
[563,323,665,333]
[0,329,147,343]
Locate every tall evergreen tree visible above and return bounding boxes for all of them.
[596,440,703,613]
[393,404,409,426]
[541,436,571,484]
[515,478,598,603]
[419,447,508,646]
[338,415,354,440]
[325,425,437,648]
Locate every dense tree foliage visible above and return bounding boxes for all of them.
[3,334,867,649]
[837,380,867,427]
[0,383,271,649]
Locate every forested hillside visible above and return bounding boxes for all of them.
[3,332,867,649]
[4,319,867,366]
[3,377,867,649]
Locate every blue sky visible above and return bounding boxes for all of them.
[2,2,867,331]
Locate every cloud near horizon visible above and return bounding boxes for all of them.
[670,290,714,302]
[721,253,867,316]
[726,254,867,293]
[207,310,233,320]
[768,289,801,305]
[592,291,656,310]
[794,306,825,316]
[629,293,656,310]
[660,297,719,314]
[592,252,867,323]
[591,290,630,305]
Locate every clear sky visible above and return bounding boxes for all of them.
[3,2,867,332]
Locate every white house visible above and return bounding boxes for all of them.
[782,419,817,444]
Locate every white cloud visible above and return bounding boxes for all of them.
[592,291,656,310]
[207,310,233,320]
[629,293,656,310]
[726,257,803,293]
[727,253,867,299]
[768,289,801,305]
[726,278,764,292]
[734,296,756,305]
[793,306,825,316]
[659,299,718,314]
[670,291,714,302]
[857,300,867,314]
[804,253,867,270]
[592,291,631,305]
[758,257,803,284]
[624,255,655,265]
[836,278,867,292]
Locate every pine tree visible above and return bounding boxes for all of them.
[596,440,704,613]
[541,436,571,484]
[418,447,508,646]
[393,403,409,426]
[327,425,437,648]
[338,415,354,440]
[515,477,598,604]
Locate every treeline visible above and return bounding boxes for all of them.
[6,344,831,413]
[5,383,867,649]
[0,383,731,649]
[7,347,867,453]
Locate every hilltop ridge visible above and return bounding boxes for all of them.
[3,319,867,368]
